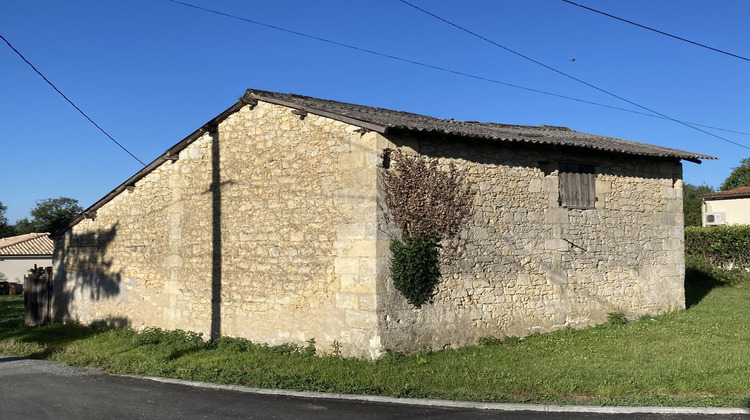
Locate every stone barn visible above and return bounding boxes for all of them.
[52,89,713,358]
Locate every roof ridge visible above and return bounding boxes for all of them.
[244,89,715,162]
[0,232,48,248]
[701,186,750,198]
[246,89,585,133]
[0,233,53,256]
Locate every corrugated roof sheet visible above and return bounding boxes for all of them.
[0,233,53,256]
[245,89,716,162]
[701,186,750,200]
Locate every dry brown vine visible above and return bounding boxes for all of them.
[381,148,474,241]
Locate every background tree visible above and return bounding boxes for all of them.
[13,218,34,235]
[683,183,714,227]
[14,197,83,234]
[720,157,750,191]
[0,201,15,238]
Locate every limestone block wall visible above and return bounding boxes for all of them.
[376,135,685,352]
[53,101,384,358]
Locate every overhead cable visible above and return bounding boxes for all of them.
[398,0,750,151]
[167,0,750,140]
[0,34,147,166]
[562,0,750,63]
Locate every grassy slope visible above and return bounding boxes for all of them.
[1,279,749,407]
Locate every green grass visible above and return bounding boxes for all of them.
[2,265,750,408]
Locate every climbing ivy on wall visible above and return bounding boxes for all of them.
[389,233,441,307]
[382,149,474,307]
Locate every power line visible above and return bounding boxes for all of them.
[168,1,750,139]
[169,1,651,117]
[399,0,750,151]
[168,1,635,110]
[0,34,147,166]
[685,123,750,138]
[562,0,750,63]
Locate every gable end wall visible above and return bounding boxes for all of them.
[53,101,384,358]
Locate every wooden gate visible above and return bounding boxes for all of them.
[24,266,53,326]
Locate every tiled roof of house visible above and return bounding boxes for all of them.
[244,89,716,163]
[701,186,750,200]
[57,89,715,236]
[0,233,54,256]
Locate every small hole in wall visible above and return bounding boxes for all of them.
[538,161,555,176]
[382,149,392,169]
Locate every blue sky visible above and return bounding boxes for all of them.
[2,1,749,223]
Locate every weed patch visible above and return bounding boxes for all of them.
[606,312,628,326]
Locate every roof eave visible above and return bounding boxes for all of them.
[383,126,711,163]
[702,194,750,200]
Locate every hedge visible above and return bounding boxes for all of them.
[684,225,750,270]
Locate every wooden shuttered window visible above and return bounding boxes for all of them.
[559,163,596,209]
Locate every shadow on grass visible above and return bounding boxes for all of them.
[684,267,722,309]
[685,257,750,309]
[1,322,104,359]
[0,296,127,360]
[0,296,24,331]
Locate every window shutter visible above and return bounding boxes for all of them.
[559,163,595,209]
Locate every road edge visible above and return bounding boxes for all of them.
[136,375,750,415]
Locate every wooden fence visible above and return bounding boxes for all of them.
[24,266,53,326]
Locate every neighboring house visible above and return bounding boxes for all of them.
[0,232,54,285]
[701,186,750,226]
[52,89,714,358]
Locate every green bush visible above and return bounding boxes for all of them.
[389,234,441,307]
[208,336,254,353]
[205,336,317,356]
[135,327,203,346]
[606,312,628,326]
[685,225,750,270]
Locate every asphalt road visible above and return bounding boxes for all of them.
[1,355,747,420]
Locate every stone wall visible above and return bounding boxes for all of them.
[376,135,685,353]
[53,101,384,358]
